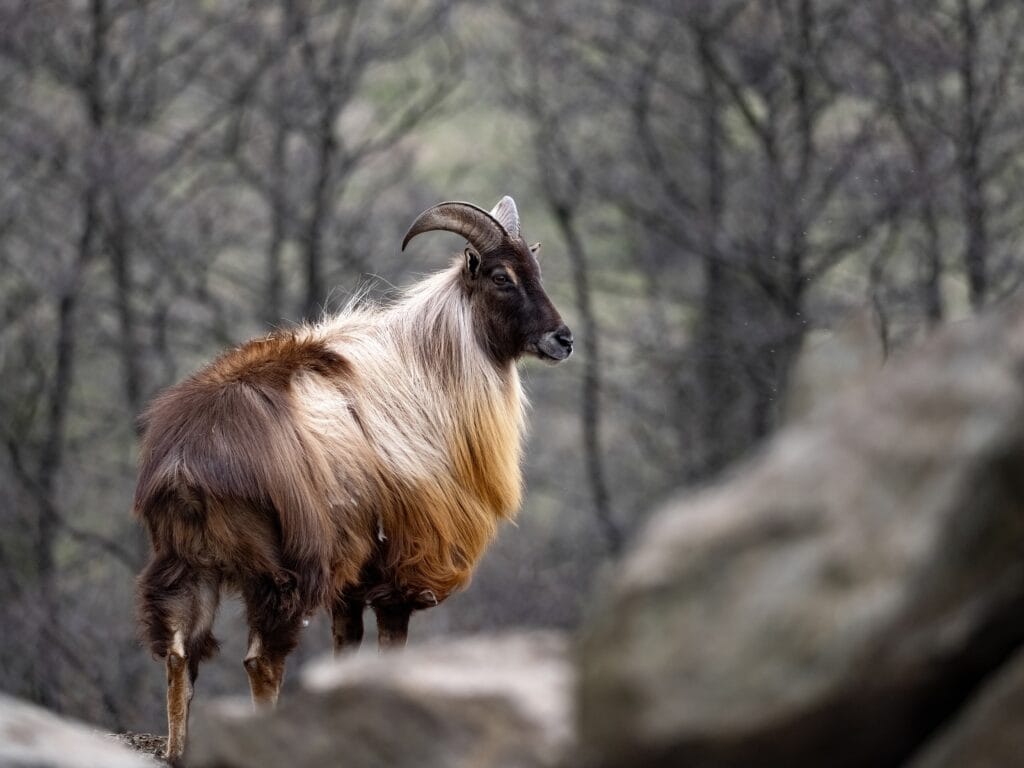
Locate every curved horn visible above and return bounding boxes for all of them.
[401,201,509,253]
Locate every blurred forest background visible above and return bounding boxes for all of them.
[2,0,1024,734]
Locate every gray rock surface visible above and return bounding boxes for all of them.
[0,694,156,768]
[187,631,572,768]
[578,299,1024,767]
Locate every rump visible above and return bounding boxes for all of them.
[134,366,338,612]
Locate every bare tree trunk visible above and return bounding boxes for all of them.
[265,115,288,326]
[749,1,815,444]
[302,110,338,319]
[900,120,945,326]
[515,4,622,552]
[108,202,144,420]
[920,196,944,325]
[791,0,815,184]
[958,0,988,311]
[32,0,108,711]
[550,201,622,554]
[295,0,360,321]
[875,1,946,326]
[264,9,292,327]
[34,192,98,712]
[694,24,734,478]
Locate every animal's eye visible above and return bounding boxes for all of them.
[492,273,511,287]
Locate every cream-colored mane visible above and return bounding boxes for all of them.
[298,259,526,600]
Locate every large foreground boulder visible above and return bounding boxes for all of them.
[187,631,572,768]
[0,694,156,767]
[578,299,1024,767]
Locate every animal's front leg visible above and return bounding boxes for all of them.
[243,632,289,708]
[242,582,304,709]
[331,595,365,655]
[373,603,411,650]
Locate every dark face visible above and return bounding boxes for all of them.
[464,241,573,365]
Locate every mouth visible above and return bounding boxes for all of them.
[529,339,572,364]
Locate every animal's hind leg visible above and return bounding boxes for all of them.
[242,581,304,708]
[138,559,219,763]
[165,630,190,762]
[167,578,219,762]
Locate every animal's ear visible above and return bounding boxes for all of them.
[490,196,520,239]
[529,242,541,260]
[464,246,481,277]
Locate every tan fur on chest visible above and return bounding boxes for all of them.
[294,356,525,603]
[385,377,524,599]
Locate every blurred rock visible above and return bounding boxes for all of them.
[578,300,1024,767]
[0,694,157,767]
[187,631,572,768]
[909,645,1024,768]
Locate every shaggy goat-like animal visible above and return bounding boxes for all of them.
[134,196,573,761]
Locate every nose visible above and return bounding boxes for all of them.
[554,325,574,353]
